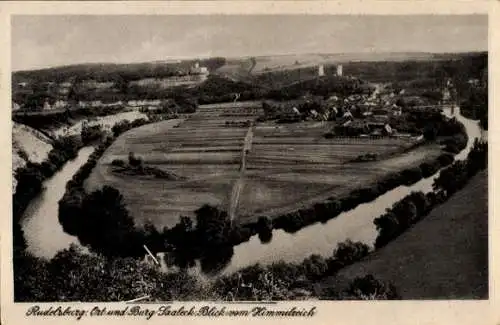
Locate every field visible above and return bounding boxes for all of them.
[321,171,488,299]
[85,106,258,228]
[86,103,443,229]
[12,122,54,192]
[237,122,440,221]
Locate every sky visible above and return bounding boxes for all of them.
[12,15,488,71]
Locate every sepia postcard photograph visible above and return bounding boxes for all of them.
[0,1,496,325]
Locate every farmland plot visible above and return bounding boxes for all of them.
[87,104,442,229]
[86,106,260,228]
[236,122,440,221]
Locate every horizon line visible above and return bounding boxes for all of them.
[12,49,488,73]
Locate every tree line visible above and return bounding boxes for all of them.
[13,57,227,84]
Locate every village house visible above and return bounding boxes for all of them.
[368,122,394,136]
[371,108,389,122]
[90,100,103,107]
[353,94,362,101]
[328,95,339,102]
[102,100,123,108]
[53,100,68,109]
[81,80,115,90]
[78,101,89,108]
[390,104,402,116]
[340,110,354,124]
[310,109,319,119]
[467,79,480,86]
[329,106,338,116]
[43,100,53,111]
[190,62,209,75]
[342,119,353,127]
[443,89,451,101]
[58,82,73,95]
[128,99,163,109]
[147,99,162,107]
[127,100,140,107]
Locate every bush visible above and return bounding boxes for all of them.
[374,191,430,248]
[333,240,370,267]
[256,216,273,243]
[300,255,329,280]
[81,124,104,145]
[419,161,440,178]
[437,153,454,167]
[111,159,126,167]
[400,167,423,185]
[128,152,143,168]
[344,275,401,300]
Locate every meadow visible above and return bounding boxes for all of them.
[86,104,442,229]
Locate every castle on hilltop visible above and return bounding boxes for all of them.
[318,64,343,77]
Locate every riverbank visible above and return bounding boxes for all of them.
[21,147,94,258]
[320,170,488,299]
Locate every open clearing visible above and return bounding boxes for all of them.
[320,171,488,299]
[86,104,443,229]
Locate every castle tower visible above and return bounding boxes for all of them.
[336,65,343,77]
[318,64,325,77]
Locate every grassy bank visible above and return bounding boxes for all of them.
[320,170,488,299]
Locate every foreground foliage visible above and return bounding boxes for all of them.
[15,240,387,302]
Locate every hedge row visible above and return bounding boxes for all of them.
[58,118,152,235]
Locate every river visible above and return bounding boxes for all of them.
[21,146,94,259]
[20,106,482,268]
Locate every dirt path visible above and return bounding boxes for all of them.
[228,123,254,220]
